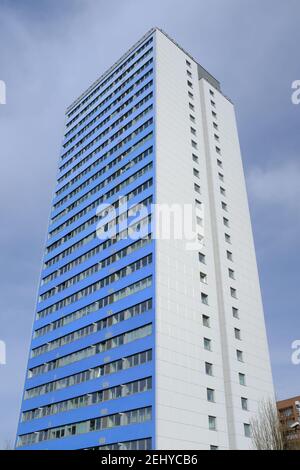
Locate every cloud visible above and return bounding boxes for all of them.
[0,0,300,449]
[247,160,300,210]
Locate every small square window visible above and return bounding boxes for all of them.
[188,91,194,99]
[194,183,201,194]
[200,272,207,284]
[244,423,251,438]
[209,90,215,97]
[189,102,195,111]
[210,445,218,450]
[191,126,196,135]
[225,233,231,244]
[190,114,195,122]
[191,140,198,149]
[208,415,216,430]
[232,307,239,318]
[201,293,209,305]
[210,100,216,108]
[220,187,226,196]
[213,122,219,130]
[230,287,237,298]
[202,314,210,327]
[199,252,206,264]
[222,202,228,211]
[212,110,217,118]
[218,172,224,181]
[187,80,193,88]
[236,350,244,362]
[228,268,235,279]
[195,199,203,210]
[217,159,223,168]
[193,168,200,178]
[187,69,192,77]
[186,59,191,67]
[204,337,212,351]
[239,373,246,386]
[227,251,233,261]
[241,397,248,410]
[234,328,241,340]
[223,217,229,227]
[214,134,220,141]
[205,362,213,376]
[196,216,203,226]
[216,146,221,154]
[207,388,215,402]
[192,153,199,163]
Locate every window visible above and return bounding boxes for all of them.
[222,202,228,211]
[213,122,219,130]
[195,199,202,209]
[210,100,216,108]
[189,102,195,111]
[210,445,218,450]
[218,172,224,181]
[217,158,223,168]
[280,407,293,417]
[202,314,210,327]
[200,272,207,284]
[190,114,195,122]
[244,423,251,438]
[230,287,237,298]
[186,59,191,67]
[232,307,239,318]
[236,350,244,362]
[199,252,206,264]
[187,69,192,77]
[18,406,152,447]
[188,91,194,99]
[227,250,233,261]
[209,89,215,97]
[214,134,220,141]
[196,216,203,226]
[194,183,201,194]
[191,127,196,135]
[192,153,199,163]
[225,233,231,244]
[204,337,212,351]
[187,80,193,88]
[223,217,229,227]
[241,397,248,410]
[207,388,215,402]
[228,268,235,279]
[201,293,208,305]
[234,328,241,340]
[239,373,246,386]
[191,140,198,149]
[216,146,221,154]
[208,416,216,431]
[212,110,217,118]
[220,187,226,196]
[205,362,213,376]
[193,168,200,178]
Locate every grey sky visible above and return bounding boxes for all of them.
[0,0,299,448]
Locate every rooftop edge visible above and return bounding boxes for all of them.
[66,27,221,114]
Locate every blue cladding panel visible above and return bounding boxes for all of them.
[16,32,156,450]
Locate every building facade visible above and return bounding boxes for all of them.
[277,395,300,448]
[16,28,274,450]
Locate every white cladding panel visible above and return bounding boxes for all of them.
[154,30,229,450]
[154,29,274,450]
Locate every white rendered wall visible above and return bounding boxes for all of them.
[154,29,274,450]
[198,79,274,449]
[154,30,230,450]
